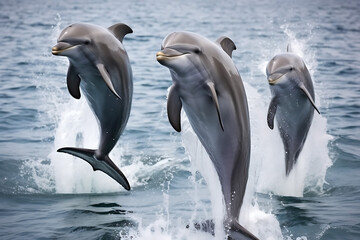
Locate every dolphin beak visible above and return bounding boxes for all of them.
[267,72,285,85]
[52,42,75,55]
[156,48,187,62]
[156,51,167,61]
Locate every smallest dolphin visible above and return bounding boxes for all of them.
[266,45,320,175]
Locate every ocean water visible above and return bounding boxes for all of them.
[0,0,359,239]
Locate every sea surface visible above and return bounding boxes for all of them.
[0,0,359,239]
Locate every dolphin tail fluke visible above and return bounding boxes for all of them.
[228,221,259,240]
[57,147,130,190]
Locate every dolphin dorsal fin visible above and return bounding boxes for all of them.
[67,63,81,99]
[216,36,236,58]
[108,23,133,43]
[206,82,224,131]
[167,84,182,132]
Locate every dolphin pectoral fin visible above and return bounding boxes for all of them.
[299,84,320,114]
[96,63,121,99]
[167,84,182,132]
[216,36,236,58]
[206,82,225,131]
[57,147,130,190]
[67,63,81,99]
[228,221,259,240]
[108,23,133,43]
[267,97,277,130]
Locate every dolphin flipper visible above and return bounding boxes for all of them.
[228,221,259,240]
[298,83,320,114]
[57,147,130,190]
[267,97,278,129]
[96,63,121,99]
[108,23,133,43]
[67,63,81,99]
[216,36,236,58]
[206,82,225,131]
[167,84,182,132]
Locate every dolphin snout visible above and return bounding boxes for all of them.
[156,51,166,59]
[156,48,186,61]
[267,72,285,85]
[52,42,74,55]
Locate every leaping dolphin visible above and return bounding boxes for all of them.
[157,31,258,240]
[52,23,133,190]
[266,45,320,175]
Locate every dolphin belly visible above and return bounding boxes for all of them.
[183,97,254,239]
[79,72,131,156]
[182,91,250,221]
[276,91,314,174]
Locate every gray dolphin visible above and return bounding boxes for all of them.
[157,32,258,240]
[52,23,133,190]
[266,45,320,175]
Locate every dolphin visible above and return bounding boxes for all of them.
[52,23,133,190]
[266,45,320,175]
[157,32,258,240]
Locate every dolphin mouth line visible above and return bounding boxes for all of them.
[268,72,287,85]
[51,44,77,55]
[156,51,188,60]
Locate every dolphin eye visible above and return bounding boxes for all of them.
[289,66,294,71]
[194,48,201,54]
[84,40,90,45]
